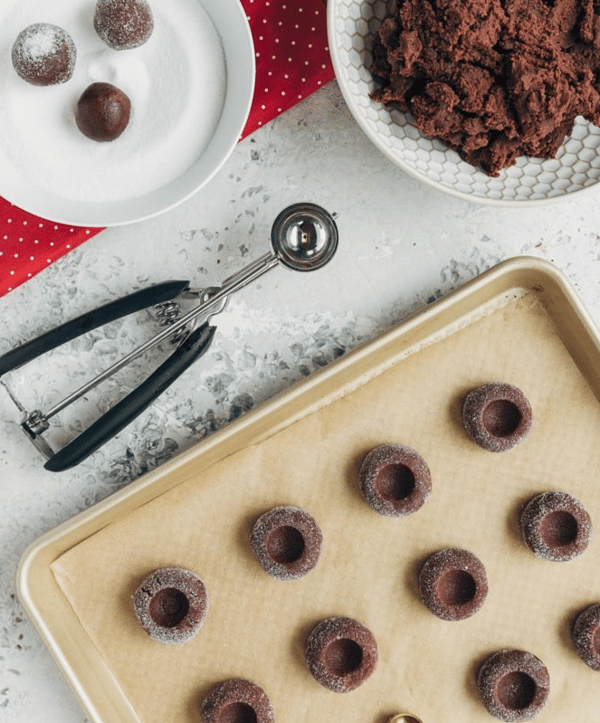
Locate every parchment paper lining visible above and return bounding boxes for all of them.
[51,294,600,723]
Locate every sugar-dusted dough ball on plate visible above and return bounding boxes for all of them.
[94,0,154,50]
[12,23,76,86]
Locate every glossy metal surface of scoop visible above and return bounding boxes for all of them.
[271,202,338,271]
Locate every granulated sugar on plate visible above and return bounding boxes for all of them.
[0,0,226,203]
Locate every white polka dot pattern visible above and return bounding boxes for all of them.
[242,0,333,135]
[0,0,334,299]
[327,0,600,206]
[0,201,101,298]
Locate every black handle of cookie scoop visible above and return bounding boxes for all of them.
[0,280,190,377]
[44,322,216,472]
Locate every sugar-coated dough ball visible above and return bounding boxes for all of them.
[418,548,488,621]
[75,82,132,142]
[462,382,533,452]
[132,567,209,645]
[520,490,593,562]
[12,23,76,86]
[358,443,432,517]
[201,679,275,723]
[250,505,323,580]
[572,603,600,671]
[477,649,550,721]
[305,616,378,692]
[94,0,154,50]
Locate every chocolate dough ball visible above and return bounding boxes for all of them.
[201,679,274,723]
[250,505,323,580]
[133,567,209,644]
[12,23,76,86]
[75,82,131,142]
[94,0,154,50]
[571,603,600,671]
[462,382,533,452]
[520,491,592,562]
[418,548,488,621]
[305,616,378,692]
[477,649,550,721]
[358,443,432,517]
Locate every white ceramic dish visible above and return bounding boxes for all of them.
[0,0,254,227]
[327,0,600,206]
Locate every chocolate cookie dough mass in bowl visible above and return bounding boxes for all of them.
[370,0,600,177]
[328,0,600,204]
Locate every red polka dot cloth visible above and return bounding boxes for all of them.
[0,0,334,299]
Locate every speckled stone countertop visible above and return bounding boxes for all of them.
[2,81,600,721]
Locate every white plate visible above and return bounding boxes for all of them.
[0,0,254,226]
[327,0,600,206]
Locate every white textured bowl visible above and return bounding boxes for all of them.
[327,0,600,206]
[0,0,254,226]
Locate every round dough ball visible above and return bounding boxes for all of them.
[305,616,378,692]
[477,649,550,721]
[418,548,488,621]
[358,443,432,517]
[75,82,131,142]
[133,567,209,644]
[200,679,274,723]
[250,505,323,580]
[571,603,600,671]
[94,0,154,50]
[12,23,76,86]
[462,382,533,452]
[520,491,592,562]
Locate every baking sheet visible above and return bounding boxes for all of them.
[18,258,600,723]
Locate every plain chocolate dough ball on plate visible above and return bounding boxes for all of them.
[75,82,131,142]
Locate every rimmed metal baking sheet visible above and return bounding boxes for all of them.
[17,257,600,723]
